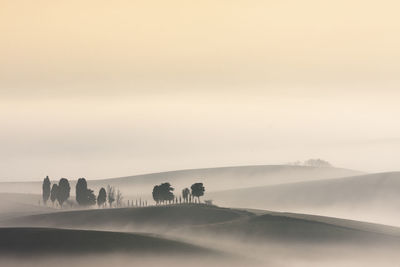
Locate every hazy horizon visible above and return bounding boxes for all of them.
[1,0,400,181]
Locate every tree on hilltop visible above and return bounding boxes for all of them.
[116,189,123,207]
[182,188,190,203]
[160,182,174,203]
[76,178,96,206]
[191,183,205,203]
[42,176,51,205]
[152,185,161,204]
[97,187,107,207]
[304,159,332,167]
[107,185,115,207]
[57,178,70,207]
[152,182,174,204]
[50,184,58,206]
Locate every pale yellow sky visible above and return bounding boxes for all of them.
[1,0,400,180]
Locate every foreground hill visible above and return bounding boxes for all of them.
[5,204,400,246]
[208,172,400,225]
[0,227,217,255]
[3,205,250,230]
[0,165,363,196]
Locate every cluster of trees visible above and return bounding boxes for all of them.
[152,182,205,205]
[152,182,174,204]
[288,159,332,167]
[42,176,71,207]
[42,176,123,208]
[43,176,207,209]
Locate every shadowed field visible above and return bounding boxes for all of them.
[0,227,219,255]
[5,204,400,246]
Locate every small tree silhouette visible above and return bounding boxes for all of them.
[50,184,58,206]
[42,176,51,205]
[182,188,190,203]
[191,183,205,203]
[97,187,107,207]
[57,178,70,207]
[107,185,115,208]
[76,178,87,206]
[76,178,96,206]
[116,189,123,207]
[86,189,96,206]
[152,185,161,204]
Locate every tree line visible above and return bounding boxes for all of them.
[42,176,207,208]
[42,176,123,208]
[152,182,205,204]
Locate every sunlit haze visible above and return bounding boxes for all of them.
[1,0,400,180]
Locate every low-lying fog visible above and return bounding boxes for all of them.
[2,166,400,267]
[2,242,400,267]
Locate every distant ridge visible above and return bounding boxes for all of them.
[208,171,400,225]
[0,164,364,195]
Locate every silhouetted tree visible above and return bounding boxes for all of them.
[191,183,205,203]
[76,178,96,206]
[76,178,87,205]
[97,187,107,207]
[152,185,161,204]
[50,184,58,205]
[304,158,332,167]
[86,189,96,206]
[42,176,51,205]
[160,182,174,203]
[182,188,190,203]
[116,189,123,207]
[57,178,70,207]
[107,185,115,207]
[152,183,174,204]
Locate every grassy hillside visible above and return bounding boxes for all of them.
[0,227,218,255]
[3,204,250,229]
[5,204,400,246]
[208,172,400,225]
[195,213,400,245]
[0,165,363,196]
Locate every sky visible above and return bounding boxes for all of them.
[1,0,400,181]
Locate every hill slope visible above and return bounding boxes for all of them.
[0,165,363,196]
[5,205,400,246]
[2,205,250,230]
[0,193,54,220]
[208,172,400,225]
[0,227,217,255]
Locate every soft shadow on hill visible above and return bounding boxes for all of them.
[208,172,400,225]
[0,227,220,256]
[5,204,400,247]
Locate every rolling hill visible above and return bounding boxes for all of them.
[0,165,363,197]
[5,204,400,246]
[1,204,251,230]
[0,227,218,255]
[208,172,400,225]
